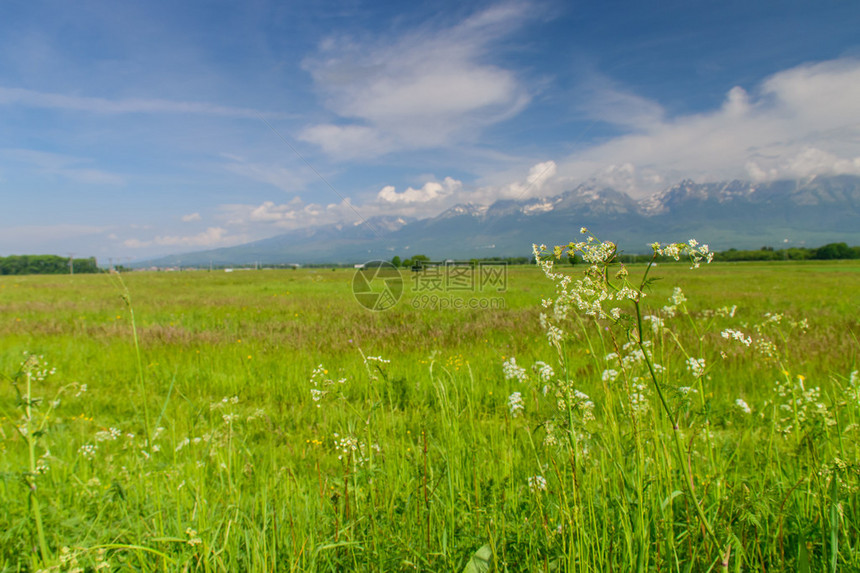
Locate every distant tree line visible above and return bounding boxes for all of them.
[391,254,532,268]
[0,255,100,275]
[566,243,860,264]
[388,244,860,269]
[712,243,860,262]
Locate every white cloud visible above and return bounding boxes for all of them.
[220,197,339,228]
[1,148,124,185]
[181,212,201,222]
[191,57,860,242]
[0,86,285,119]
[0,224,110,244]
[221,155,311,193]
[218,161,561,234]
[468,160,559,204]
[749,147,860,182]
[298,124,392,160]
[248,199,305,222]
[523,161,557,191]
[123,227,237,249]
[377,177,462,204]
[57,168,124,185]
[300,2,532,158]
[558,57,860,196]
[574,74,665,131]
[0,224,116,257]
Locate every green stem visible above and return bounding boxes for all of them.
[633,301,675,427]
[128,302,152,449]
[25,368,50,564]
[633,298,724,554]
[114,273,152,449]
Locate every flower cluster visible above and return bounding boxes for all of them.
[21,352,56,382]
[533,240,628,324]
[533,236,711,354]
[502,357,527,382]
[94,427,121,442]
[528,475,547,493]
[660,287,688,317]
[78,443,97,460]
[721,329,752,346]
[628,380,651,416]
[686,357,707,378]
[532,361,555,382]
[650,239,714,269]
[772,374,836,435]
[209,395,239,410]
[333,433,380,467]
[735,398,752,415]
[309,365,346,406]
[508,391,524,417]
[359,349,391,381]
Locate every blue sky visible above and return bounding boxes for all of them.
[1,0,859,261]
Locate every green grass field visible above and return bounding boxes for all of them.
[1,254,859,571]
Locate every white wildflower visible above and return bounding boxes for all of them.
[528,475,547,493]
[502,357,527,382]
[78,444,97,460]
[662,243,681,260]
[36,451,51,474]
[670,287,686,307]
[508,392,525,417]
[764,312,783,325]
[629,381,650,415]
[643,315,664,333]
[532,361,555,382]
[721,328,752,346]
[602,369,619,382]
[545,324,565,347]
[686,357,706,378]
[716,305,737,318]
[95,427,121,442]
[735,398,752,414]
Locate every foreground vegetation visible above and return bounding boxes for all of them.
[1,240,858,572]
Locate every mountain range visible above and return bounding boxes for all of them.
[135,175,860,267]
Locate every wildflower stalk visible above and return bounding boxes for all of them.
[113,272,152,449]
[537,234,726,566]
[22,361,50,564]
[631,274,725,561]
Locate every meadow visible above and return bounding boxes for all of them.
[1,240,859,572]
